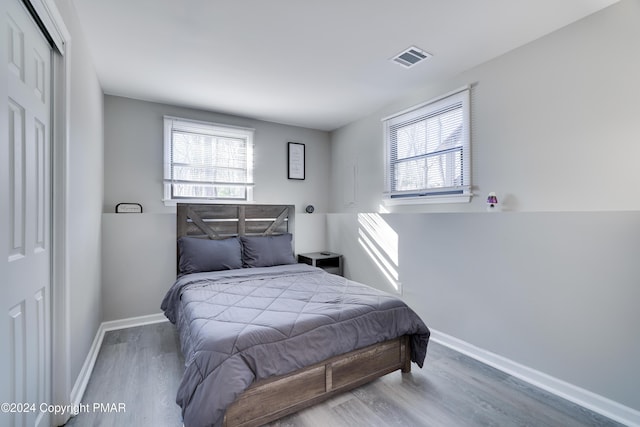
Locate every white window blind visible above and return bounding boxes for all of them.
[383,87,471,204]
[163,117,254,202]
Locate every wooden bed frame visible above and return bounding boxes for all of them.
[176,203,412,427]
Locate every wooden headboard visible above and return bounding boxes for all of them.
[176,203,295,240]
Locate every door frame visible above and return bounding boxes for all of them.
[22,0,72,425]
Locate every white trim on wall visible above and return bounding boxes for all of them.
[70,313,168,407]
[51,44,71,425]
[431,329,640,427]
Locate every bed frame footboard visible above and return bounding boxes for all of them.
[223,335,411,427]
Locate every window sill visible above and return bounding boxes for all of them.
[382,193,473,206]
[163,198,253,207]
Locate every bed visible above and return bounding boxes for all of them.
[161,203,430,427]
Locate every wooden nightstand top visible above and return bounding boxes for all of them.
[297,251,341,260]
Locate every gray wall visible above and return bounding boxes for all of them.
[328,212,640,410]
[102,96,331,321]
[53,0,104,391]
[330,0,640,214]
[103,96,331,215]
[328,0,640,413]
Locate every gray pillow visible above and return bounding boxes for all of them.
[240,234,296,267]
[178,237,243,275]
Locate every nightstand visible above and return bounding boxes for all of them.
[297,252,343,276]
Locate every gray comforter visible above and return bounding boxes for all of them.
[161,263,430,427]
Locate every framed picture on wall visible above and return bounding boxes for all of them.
[288,142,305,180]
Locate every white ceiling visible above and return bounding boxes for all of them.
[72,0,618,131]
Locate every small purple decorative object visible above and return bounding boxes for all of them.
[487,192,498,209]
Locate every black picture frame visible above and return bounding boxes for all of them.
[288,142,305,180]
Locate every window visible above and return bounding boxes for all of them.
[163,116,254,203]
[383,87,471,204]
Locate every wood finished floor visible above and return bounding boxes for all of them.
[64,321,624,427]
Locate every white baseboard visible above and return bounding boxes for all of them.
[101,312,168,332]
[430,329,640,427]
[70,313,168,406]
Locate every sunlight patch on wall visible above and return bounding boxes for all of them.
[358,213,401,293]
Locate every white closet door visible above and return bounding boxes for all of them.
[1,0,53,425]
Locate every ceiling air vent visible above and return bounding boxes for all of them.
[391,46,432,68]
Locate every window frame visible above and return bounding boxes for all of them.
[382,86,472,205]
[163,116,255,206]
